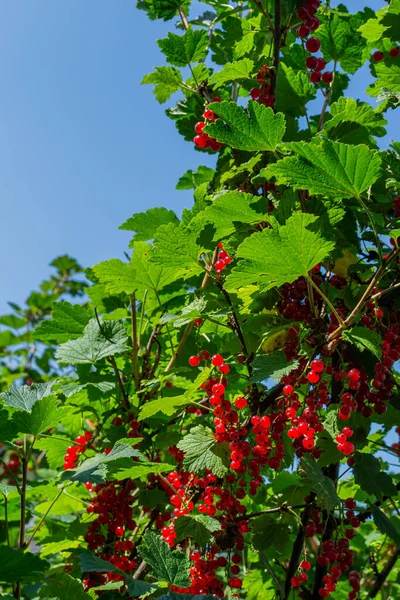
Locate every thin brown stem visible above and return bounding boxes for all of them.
[241,503,307,520]
[130,293,140,389]
[317,66,335,132]
[179,6,189,30]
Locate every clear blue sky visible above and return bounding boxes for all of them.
[0,0,396,313]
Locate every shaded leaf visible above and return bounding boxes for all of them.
[139,531,191,587]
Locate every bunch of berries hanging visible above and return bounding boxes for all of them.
[194,99,223,152]
[249,64,275,107]
[296,0,333,84]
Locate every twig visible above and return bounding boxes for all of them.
[240,503,307,520]
[270,0,281,98]
[367,548,400,598]
[317,67,335,132]
[307,276,344,326]
[178,6,189,30]
[25,486,65,548]
[133,559,148,580]
[131,294,140,389]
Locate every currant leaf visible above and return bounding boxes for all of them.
[177,425,230,478]
[138,531,191,587]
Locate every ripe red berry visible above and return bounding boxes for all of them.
[189,355,200,367]
[283,384,294,396]
[75,435,86,446]
[84,432,93,441]
[307,370,320,384]
[235,397,247,409]
[301,560,311,571]
[215,259,226,272]
[193,318,204,328]
[211,354,224,367]
[194,134,208,148]
[311,359,324,373]
[203,109,215,120]
[250,87,261,99]
[303,437,315,450]
[297,24,311,38]
[306,37,321,53]
[342,426,353,438]
[307,16,320,30]
[348,368,360,382]
[321,71,333,84]
[310,71,321,83]
[315,57,326,71]
[219,363,230,374]
[373,50,384,62]
[194,121,205,133]
[305,56,318,69]
[390,47,399,57]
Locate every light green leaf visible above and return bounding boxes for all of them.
[193,191,267,241]
[142,66,183,103]
[343,326,382,359]
[302,455,340,511]
[39,538,82,557]
[177,425,230,478]
[176,165,215,190]
[250,351,299,384]
[266,139,382,200]
[371,506,400,545]
[323,98,387,144]
[318,10,367,74]
[204,101,285,151]
[353,452,397,500]
[109,461,176,481]
[0,546,49,583]
[226,212,334,291]
[358,18,389,42]
[119,207,179,240]
[33,302,92,343]
[243,570,275,600]
[13,396,65,437]
[61,442,139,484]
[139,531,191,587]
[56,318,129,365]
[0,382,54,413]
[368,57,400,96]
[34,438,70,469]
[157,27,208,67]
[92,259,137,295]
[152,222,204,277]
[209,58,254,88]
[174,514,221,546]
[0,315,26,329]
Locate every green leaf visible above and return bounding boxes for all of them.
[343,327,382,359]
[126,579,158,597]
[109,461,176,481]
[275,64,316,117]
[193,191,267,241]
[0,546,49,583]
[61,442,139,484]
[177,425,230,478]
[204,101,285,151]
[252,515,291,555]
[243,570,275,600]
[266,140,382,200]
[13,396,65,437]
[142,66,183,103]
[368,57,400,96]
[371,506,400,545]
[139,367,213,420]
[318,10,367,74]
[359,18,389,42]
[39,575,92,600]
[152,222,204,277]
[302,455,340,511]
[226,212,334,291]
[0,315,26,329]
[79,553,121,573]
[353,452,398,500]
[250,351,299,384]
[33,302,92,343]
[56,318,129,365]
[0,382,54,413]
[176,166,215,190]
[139,531,191,587]
[174,514,221,546]
[323,98,387,144]
[92,259,137,295]
[209,58,254,88]
[35,436,70,469]
[119,206,179,240]
[157,27,208,67]
[0,409,19,443]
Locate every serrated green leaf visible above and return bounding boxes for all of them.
[209,58,254,88]
[56,318,129,365]
[226,212,334,291]
[158,27,208,67]
[79,553,121,573]
[61,442,139,484]
[204,101,285,151]
[34,438,71,469]
[176,165,215,190]
[142,66,183,103]
[39,538,82,557]
[368,57,400,96]
[174,514,221,546]
[33,302,92,343]
[371,506,400,545]
[359,18,389,42]
[0,315,26,329]
[266,140,381,200]
[39,574,92,600]
[251,515,291,555]
[318,10,367,74]
[343,326,382,359]
[92,259,137,295]
[353,452,398,500]
[250,351,299,384]
[109,461,175,481]
[0,546,49,583]
[323,98,387,144]
[243,570,275,600]
[119,206,179,239]
[0,382,54,413]
[177,425,230,478]
[13,396,65,437]
[152,222,204,277]
[275,64,316,117]
[139,531,191,587]
[302,455,340,511]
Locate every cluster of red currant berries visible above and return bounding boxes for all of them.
[296,0,333,84]
[249,64,275,107]
[63,431,93,470]
[193,99,223,152]
[373,46,399,61]
[215,242,232,274]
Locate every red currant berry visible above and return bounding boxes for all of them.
[297,24,311,38]
[390,47,399,57]
[310,71,321,83]
[306,56,318,69]
[310,359,324,373]
[194,134,208,148]
[306,37,321,53]
[211,354,224,367]
[235,397,247,409]
[307,370,320,384]
[203,109,215,120]
[373,50,384,62]
[194,121,205,133]
[189,355,200,367]
[348,369,360,382]
[321,71,333,84]
[250,87,261,99]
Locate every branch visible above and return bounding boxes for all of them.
[317,66,335,132]
[130,293,140,389]
[179,6,189,30]
[367,548,400,598]
[240,503,307,521]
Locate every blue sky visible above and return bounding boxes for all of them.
[0,0,396,313]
